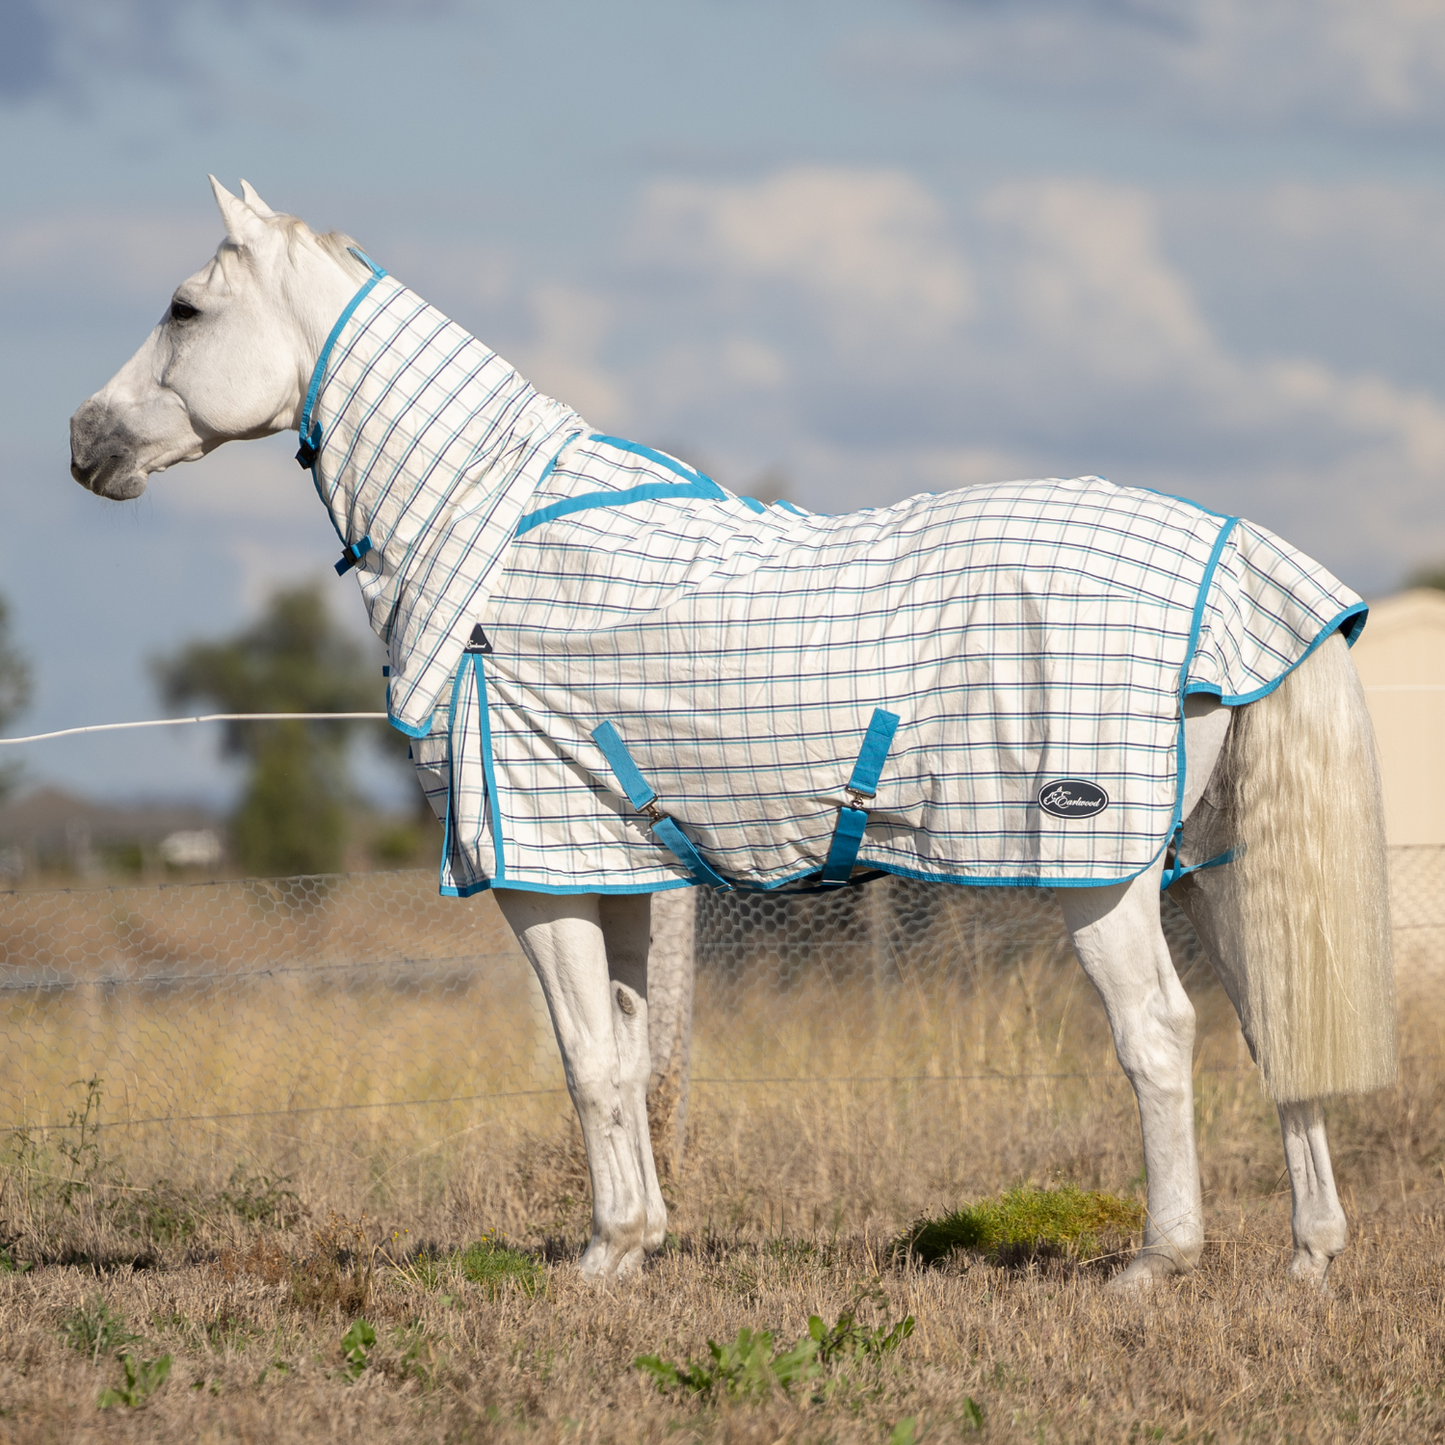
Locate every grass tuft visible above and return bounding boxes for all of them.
[898,1184,1145,1265]
[454,1230,545,1298]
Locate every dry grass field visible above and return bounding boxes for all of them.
[0,876,1441,1443]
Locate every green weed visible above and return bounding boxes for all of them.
[807,1284,915,1365]
[898,1184,1144,1265]
[393,1322,443,1387]
[635,1325,821,1399]
[221,1165,303,1228]
[341,1319,376,1381]
[455,1230,545,1298]
[0,1246,30,1274]
[98,1352,171,1409]
[636,1294,915,1401]
[59,1298,141,1362]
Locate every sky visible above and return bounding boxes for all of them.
[5,0,1445,806]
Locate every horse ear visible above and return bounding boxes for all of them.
[238,179,276,217]
[208,174,270,248]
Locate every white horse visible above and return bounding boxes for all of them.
[69,179,1396,1291]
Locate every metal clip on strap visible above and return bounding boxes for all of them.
[819,709,900,887]
[591,721,734,892]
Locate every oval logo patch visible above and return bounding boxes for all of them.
[1038,779,1110,819]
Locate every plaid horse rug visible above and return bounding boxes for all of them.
[300,267,1366,898]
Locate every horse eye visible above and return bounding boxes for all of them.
[169,300,199,323]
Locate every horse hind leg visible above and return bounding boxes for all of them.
[492,889,659,1279]
[1171,864,1350,1288]
[1169,632,1397,1289]
[1056,694,1234,1290]
[1060,862,1205,1289]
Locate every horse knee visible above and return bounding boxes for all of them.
[1113,985,1196,1084]
[610,982,651,1089]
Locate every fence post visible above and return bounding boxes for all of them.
[647,886,696,1175]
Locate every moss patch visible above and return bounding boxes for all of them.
[898,1185,1144,1266]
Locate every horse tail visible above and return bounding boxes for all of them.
[1217,630,1396,1102]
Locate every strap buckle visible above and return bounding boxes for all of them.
[819,709,900,887]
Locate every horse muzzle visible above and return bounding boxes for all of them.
[69,402,149,500]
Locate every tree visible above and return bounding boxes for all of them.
[0,594,32,802]
[155,586,383,876]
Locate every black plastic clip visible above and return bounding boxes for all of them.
[464,623,493,654]
[296,421,322,470]
[334,535,373,575]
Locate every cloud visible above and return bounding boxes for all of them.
[850,0,1445,133]
[632,168,973,351]
[589,168,1445,587]
[0,210,221,321]
[1159,183,1445,388]
[509,282,629,431]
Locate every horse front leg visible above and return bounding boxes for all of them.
[492,889,657,1279]
[1060,862,1205,1290]
[597,893,669,1252]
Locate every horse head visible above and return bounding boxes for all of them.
[69,177,370,500]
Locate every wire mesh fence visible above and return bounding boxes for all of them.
[0,851,1438,1152]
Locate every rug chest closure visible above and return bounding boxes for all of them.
[819,708,899,887]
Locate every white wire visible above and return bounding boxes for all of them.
[0,685,1438,747]
[0,713,388,747]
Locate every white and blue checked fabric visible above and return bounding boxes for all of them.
[305,275,1366,897]
[304,273,583,735]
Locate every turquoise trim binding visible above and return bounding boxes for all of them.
[441,876,697,898]
[438,652,508,896]
[295,258,388,559]
[471,652,508,882]
[1208,601,1370,707]
[297,268,387,459]
[346,247,385,277]
[388,712,435,740]
[516,479,725,537]
[1158,514,1240,891]
[437,663,466,895]
[587,434,715,485]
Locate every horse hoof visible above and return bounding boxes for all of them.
[1108,1252,1189,1295]
[1287,1249,1335,1292]
[579,1239,645,1282]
